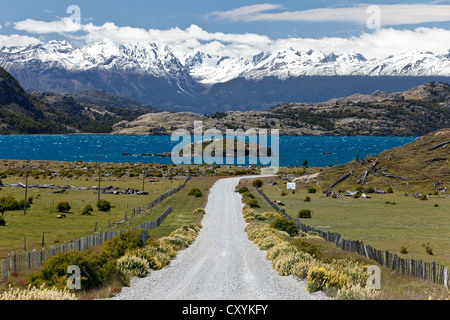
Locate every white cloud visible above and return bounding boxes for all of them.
[209,3,450,26]
[0,34,41,47]
[6,16,450,60]
[14,17,81,34]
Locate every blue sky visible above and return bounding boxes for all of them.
[1,1,450,58]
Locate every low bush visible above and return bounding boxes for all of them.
[117,255,150,278]
[306,266,351,293]
[422,242,434,255]
[246,198,260,208]
[0,284,77,300]
[236,186,249,194]
[0,195,20,211]
[100,230,144,260]
[0,216,6,226]
[56,201,71,213]
[336,284,376,300]
[270,217,299,237]
[188,187,203,198]
[193,208,206,215]
[307,187,317,194]
[27,250,124,291]
[298,209,312,219]
[96,200,111,212]
[81,205,94,216]
[252,179,263,188]
[290,239,322,259]
[125,248,162,270]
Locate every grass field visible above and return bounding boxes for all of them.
[251,176,450,267]
[0,174,188,257]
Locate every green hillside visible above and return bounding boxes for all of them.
[316,128,450,194]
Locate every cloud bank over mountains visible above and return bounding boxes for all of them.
[0,2,449,60]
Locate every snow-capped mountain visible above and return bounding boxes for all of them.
[180,47,450,85]
[1,40,450,113]
[0,40,199,95]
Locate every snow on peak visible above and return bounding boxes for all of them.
[1,40,450,86]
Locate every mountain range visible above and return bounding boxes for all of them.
[0,64,449,136]
[1,40,450,113]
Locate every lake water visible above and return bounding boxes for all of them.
[0,135,417,167]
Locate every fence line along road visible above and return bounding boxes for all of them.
[255,186,450,288]
[0,176,191,282]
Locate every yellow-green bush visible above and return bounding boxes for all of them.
[0,284,77,300]
[336,283,376,300]
[256,234,284,250]
[125,248,162,271]
[306,266,352,293]
[117,255,150,278]
[266,242,299,261]
[291,259,324,279]
[329,258,370,286]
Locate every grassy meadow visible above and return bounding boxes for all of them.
[0,159,227,258]
[249,176,450,266]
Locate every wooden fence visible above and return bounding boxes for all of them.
[0,176,191,282]
[255,187,450,287]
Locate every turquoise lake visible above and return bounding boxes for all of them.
[0,135,417,167]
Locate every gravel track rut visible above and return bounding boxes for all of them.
[111,176,330,300]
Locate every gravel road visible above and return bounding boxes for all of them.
[110,176,330,300]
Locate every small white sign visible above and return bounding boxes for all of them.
[287,182,296,190]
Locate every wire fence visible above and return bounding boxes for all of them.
[255,186,450,288]
[0,176,191,282]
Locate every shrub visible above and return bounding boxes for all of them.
[100,230,144,259]
[125,248,162,270]
[422,242,433,255]
[304,196,311,202]
[0,195,20,211]
[400,246,408,254]
[188,187,203,198]
[0,284,77,300]
[27,196,34,205]
[18,199,31,210]
[386,187,394,193]
[96,200,111,212]
[419,194,428,201]
[242,191,255,199]
[246,198,260,208]
[27,250,123,291]
[0,216,5,226]
[364,187,375,194]
[270,217,299,237]
[236,186,249,194]
[298,209,312,219]
[252,179,263,188]
[280,190,287,196]
[56,201,71,213]
[117,255,150,278]
[307,187,317,194]
[306,266,350,293]
[336,284,376,300]
[81,205,94,216]
[291,239,322,259]
[193,208,206,215]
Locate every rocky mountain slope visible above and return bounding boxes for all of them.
[2,40,450,113]
[112,82,450,137]
[0,67,151,134]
